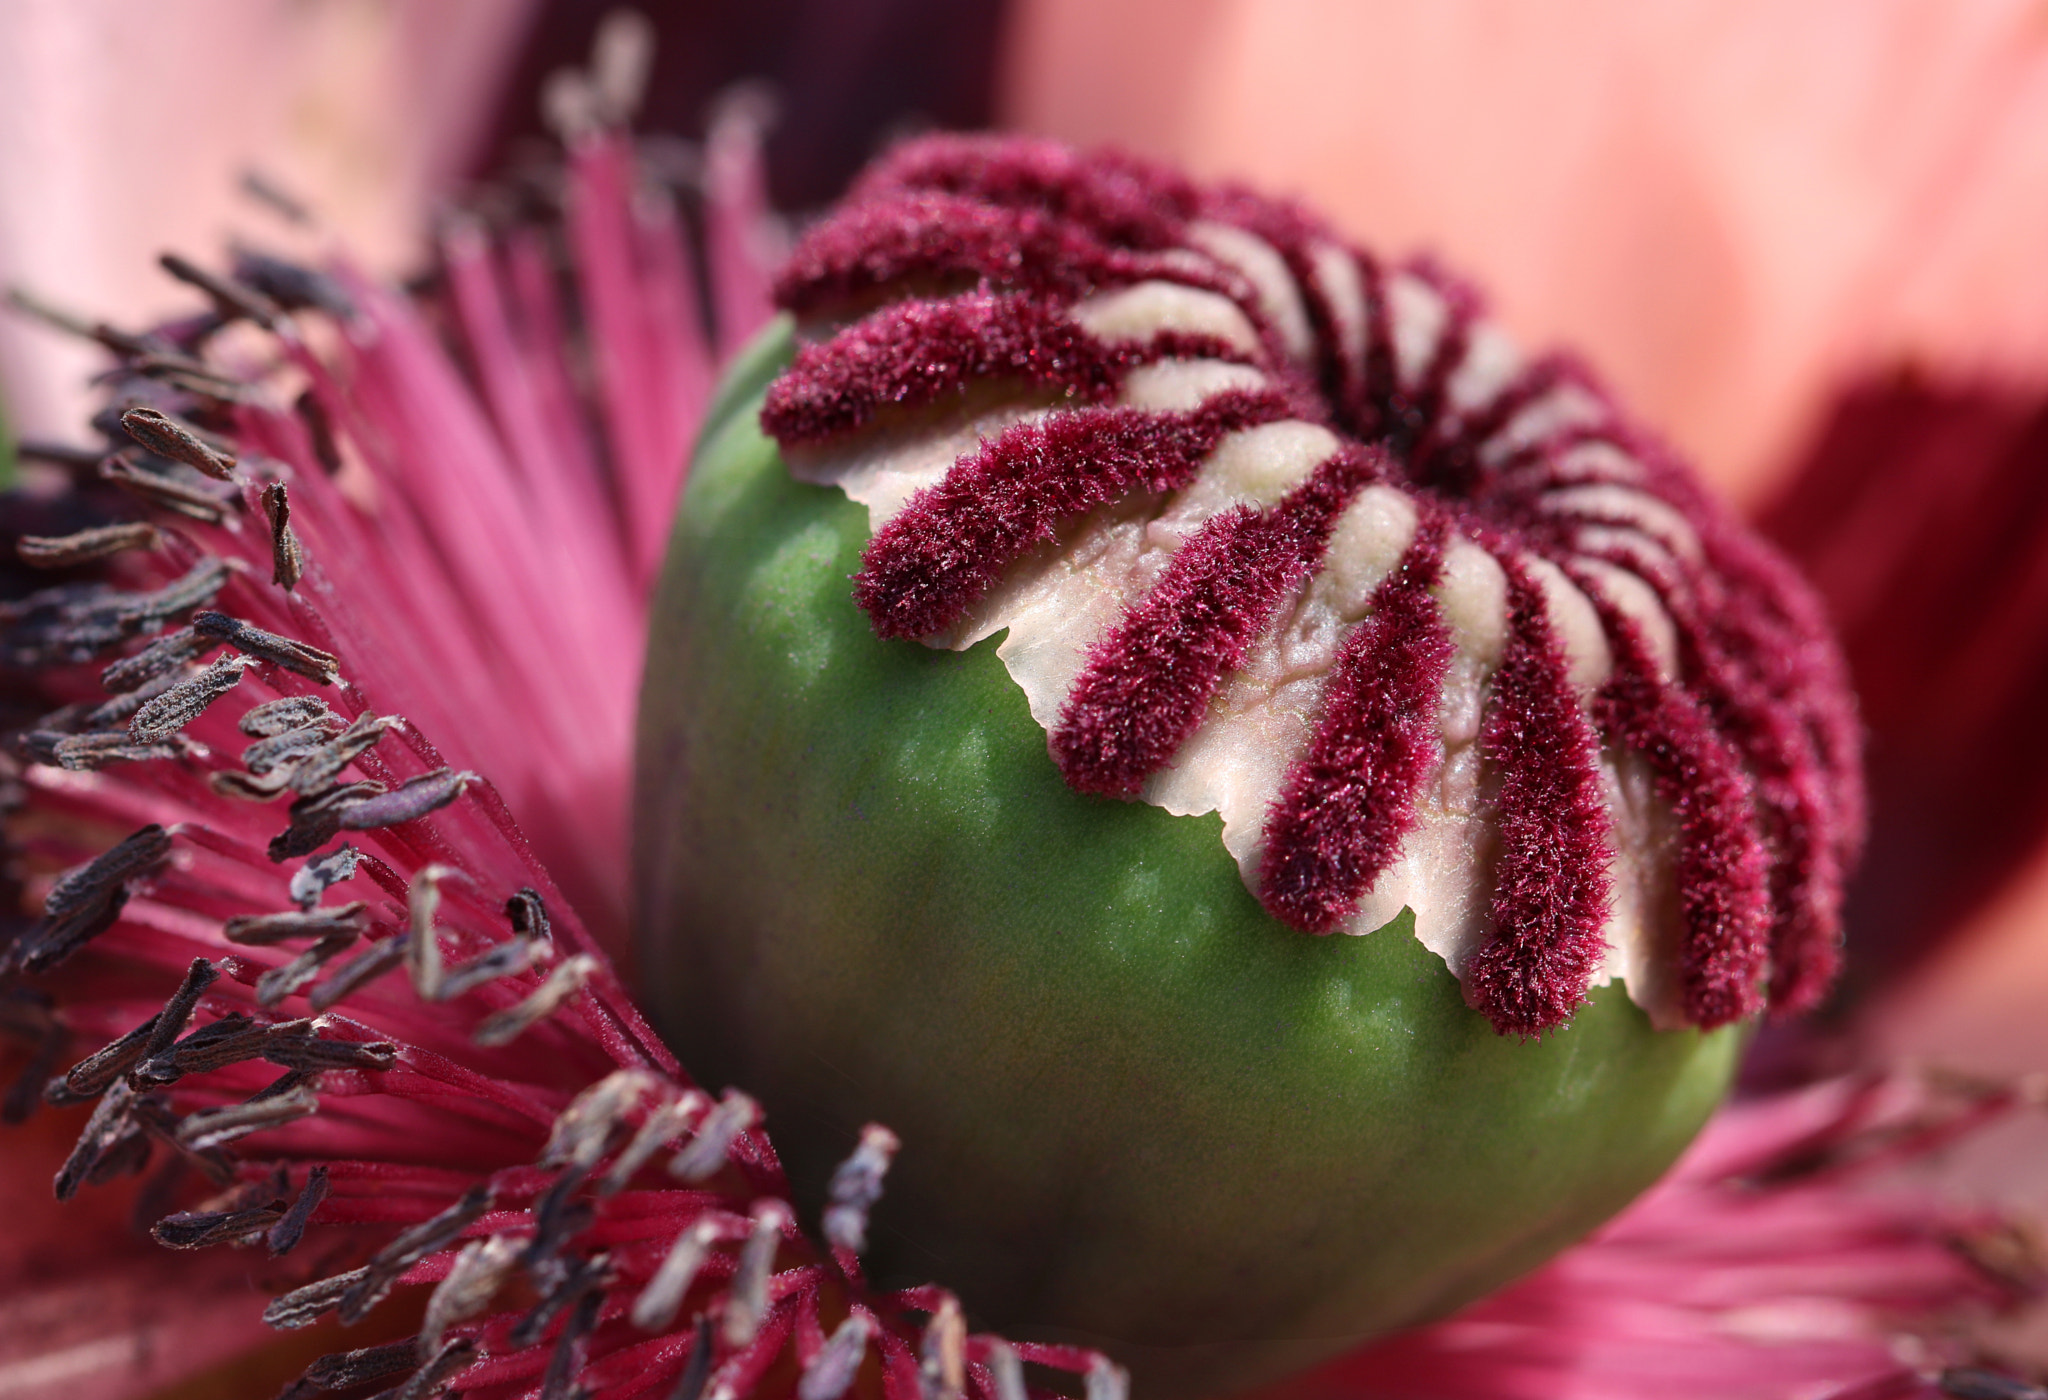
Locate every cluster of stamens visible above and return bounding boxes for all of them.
[0,124,1128,1400]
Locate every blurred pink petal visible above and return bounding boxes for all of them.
[1000,0,2048,506]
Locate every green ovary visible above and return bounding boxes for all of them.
[633,322,1741,1394]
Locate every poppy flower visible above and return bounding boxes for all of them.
[0,8,2042,1400]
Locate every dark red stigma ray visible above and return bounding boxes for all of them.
[1579,576,1773,1028]
[760,288,1255,447]
[856,390,1291,639]
[772,192,1153,317]
[1051,447,1384,797]
[1258,513,1453,933]
[764,133,1866,1033]
[1464,561,1614,1036]
[851,136,1202,251]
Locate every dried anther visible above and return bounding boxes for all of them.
[337,767,475,831]
[308,932,407,1012]
[290,844,360,908]
[337,1183,494,1325]
[632,1218,719,1332]
[175,1082,319,1150]
[264,1266,372,1330]
[511,1250,609,1348]
[261,480,305,590]
[54,1080,138,1200]
[193,610,341,684]
[421,1235,520,1351]
[120,405,238,479]
[287,712,403,796]
[102,626,213,692]
[471,952,597,1047]
[722,1200,791,1348]
[298,1336,421,1391]
[388,1338,477,1400]
[16,521,161,567]
[669,1089,759,1182]
[822,1122,900,1254]
[97,451,231,522]
[270,780,387,860]
[6,825,173,974]
[256,930,360,1006]
[224,902,369,946]
[600,1090,705,1195]
[128,652,255,742]
[159,251,285,330]
[404,865,454,1001]
[798,1311,872,1400]
[242,695,345,738]
[151,1203,286,1249]
[20,728,180,770]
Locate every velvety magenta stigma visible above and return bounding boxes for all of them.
[1465,562,1614,1035]
[1258,516,1453,934]
[763,133,1866,1034]
[856,391,1289,639]
[1050,447,1382,797]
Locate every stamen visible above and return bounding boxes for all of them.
[511,1250,609,1348]
[272,780,387,860]
[632,1218,719,1332]
[128,652,255,742]
[16,521,162,568]
[224,902,369,945]
[102,626,213,692]
[600,1090,706,1195]
[337,768,476,832]
[543,1069,657,1171]
[231,248,356,318]
[174,1081,320,1150]
[405,865,453,1000]
[21,728,182,770]
[132,1013,265,1083]
[256,931,361,1006]
[798,1311,872,1400]
[668,1089,759,1182]
[435,932,553,1001]
[5,825,174,974]
[337,1183,495,1324]
[421,1234,520,1351]
[986,1341,1028,1400]
[267,1162,329,1256]
[264,1267,374,1330]
[51,1016,161,1103]
[286,712,403,796]
[119,405,238,480]
[262,481,305,591]
[159,251,284,330]
[299,1337,422,1391]
[722,1200,791,1348]
[386,1338,477,1400]
[98,451,231,523]
[242,695,345,737]
[822,1123,899,1254]
[507,886,555,945]
[921,1293,966,1400]
[308,932,407,1012]
[1086,1357,1132,1400]
[193,611,341,684]
[539,1283,605,1400]
[674,1319,714,1400]
[54,1080,139,1200]
[470,952,597,1046]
